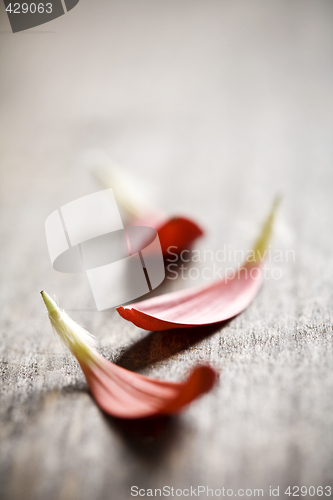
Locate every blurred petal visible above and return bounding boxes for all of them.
[93,160,203,256]
[155,216,204,256]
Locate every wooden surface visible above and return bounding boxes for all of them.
[1,1,333,499]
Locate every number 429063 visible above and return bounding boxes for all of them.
[6,3,53,14]
[285,486,331,497]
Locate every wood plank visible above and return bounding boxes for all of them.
[1,1,333,499]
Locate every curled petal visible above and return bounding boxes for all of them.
[41,292,216,419]
[117,267,262,331]
[80,356,216,419]
[117,199,279,331]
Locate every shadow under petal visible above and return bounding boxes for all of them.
[61,381,182,453]
[101,412,183,459]
[115,321,230,372]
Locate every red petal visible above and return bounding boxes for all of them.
[79,355,216,419]
[117,266,263,331]
[132,215,204,257]
[156,216,204,256]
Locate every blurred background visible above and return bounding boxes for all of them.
[1,1,333,499]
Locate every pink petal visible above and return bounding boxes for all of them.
[117,265,263,331]
[78,355,216,419]
[40,291,217,420]
[117,199,279,331]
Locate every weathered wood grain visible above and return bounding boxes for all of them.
[1,1,333,499]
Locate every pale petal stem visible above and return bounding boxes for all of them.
[40,291,98,365]
[245,196,281,266]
